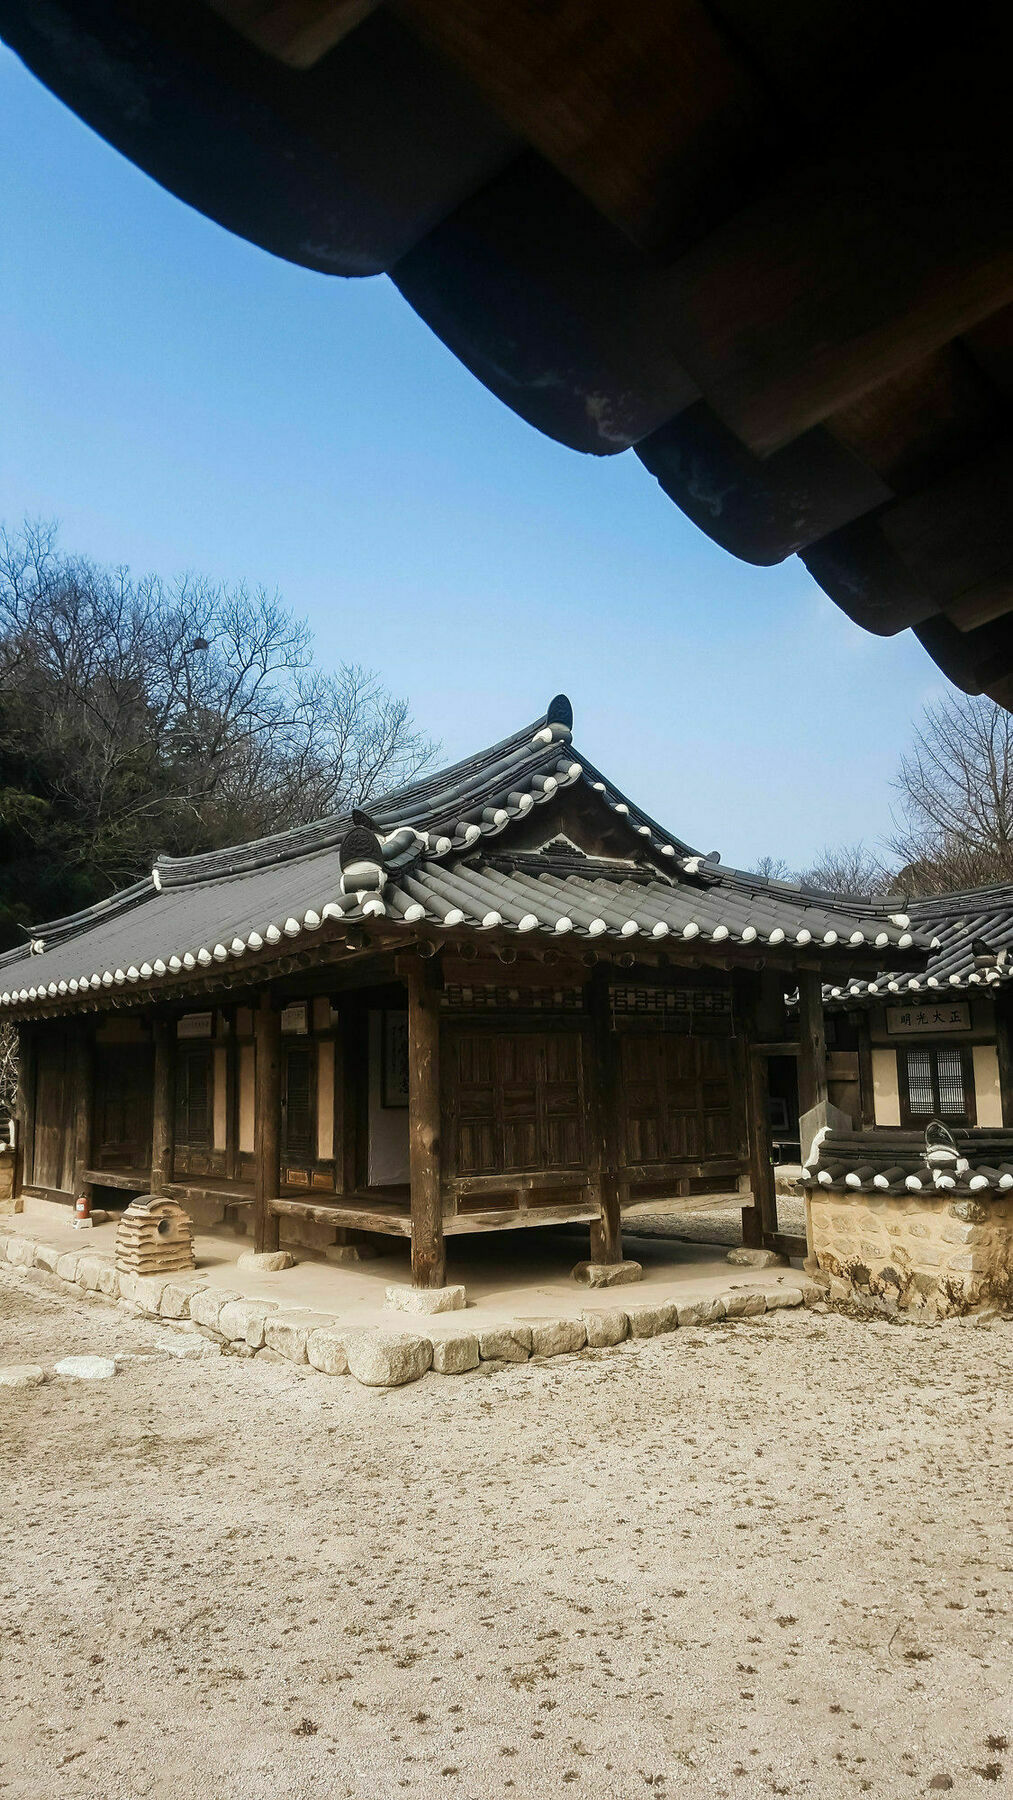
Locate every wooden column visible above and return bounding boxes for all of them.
[736,970,781,1249]
[857,1019,876,1128]
[587,970,622,1264]
[796,970,829,1119]
[407,963,445,1289]
[744,1046,777,1246]
[993,992,1013,1128]
[254,993,282,1254]
[70,1022,94,1199]
[150,1015,174,1194]
[14,1023,36,1199]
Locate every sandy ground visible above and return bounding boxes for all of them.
[1,1265,1011,1800]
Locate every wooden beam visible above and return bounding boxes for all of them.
[407,962,445,1287]
[254,993,282,1254]
[400,0,776,249]
[796,971,829,1118]
[206,0,377,68]
[857,1020,876,1130]
[70,1023,94,1200]
[663,147,1013,455]
[744,1045,777,1245]
[994,993,1013,1129]
[14,1024,36,1200]
[150,1016,174,1195]
[586,970,623,1265]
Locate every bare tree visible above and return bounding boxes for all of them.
[797,843,894,896]
[891,691,1013,894]
[0,522,438,936]
[749,855,792,882]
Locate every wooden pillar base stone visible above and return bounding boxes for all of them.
[571,1259,642,1288]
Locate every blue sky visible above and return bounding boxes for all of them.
[1,45,945,871]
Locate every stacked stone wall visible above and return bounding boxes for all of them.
[808,1187,1013,1315]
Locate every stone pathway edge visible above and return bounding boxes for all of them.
[0,1231,813,1390]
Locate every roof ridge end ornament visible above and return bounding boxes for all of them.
[339,822,387,897]
[531,692,573,748]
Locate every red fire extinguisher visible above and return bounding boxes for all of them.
[75,1193,91,1224]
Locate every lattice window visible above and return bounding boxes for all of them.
[610,986,732,1029]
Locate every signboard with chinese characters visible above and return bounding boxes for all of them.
[177,1011,213,1039]
[280,1002,308,1035]
[886,1002,970,1035]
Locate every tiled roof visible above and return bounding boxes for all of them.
[803,1128,1013,1196]
[0,697,931,1013]
[825,884,1013,1007]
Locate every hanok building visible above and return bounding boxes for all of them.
[822,884,1013,1134]
[2,698,931,1288]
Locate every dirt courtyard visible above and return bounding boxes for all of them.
[1,1264,1011,1800]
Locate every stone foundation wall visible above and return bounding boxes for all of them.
[807,1187,1013,1316]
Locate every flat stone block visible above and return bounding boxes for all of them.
[132,1276,167,1315]
[158,1281,203,1320]
[726,1247,787,1268]
[76,1253,115,1293]
[218,1298,277,1349]
[33,1244,62,1274]
[0,1364,45,1388]
[306,1327,351,1377]
[478,1325,532,1363]
[675,1296,727,1328]
[6,1237,36,1268]
[626,1301,679,1339]
[385,1283,468,1315]
[722,1290,767,1318]
[55,1251,83,1284]
[431,1332,481,1374]
[237,1250,294,1273]
[345,1330,433,1388]
[530,1318,587,1358]
[263,1312,326,1363]
[570,1260,642,1288]
[188,1288,241,1332]
[55,1355,116,1381]
[581,1308,629,1348]
[763,1286,804,1310]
